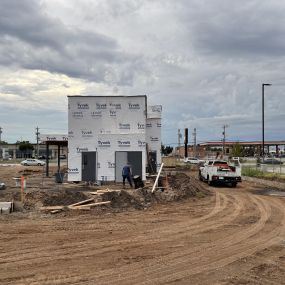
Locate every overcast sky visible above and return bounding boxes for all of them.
[0,0,285,145]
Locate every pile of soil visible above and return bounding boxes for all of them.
[159,172,210,201]
[0,190,21,202]
[113,172,211,208]
[101,190,143,210]
[23,190,88,210]
[1,172,210,213]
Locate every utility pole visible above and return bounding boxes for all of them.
[184,128,188,158]
[178,129,182,158]
[222,125,229,155]
[193,128,197,157]
[35,126,40,158]
[0,127,2,159]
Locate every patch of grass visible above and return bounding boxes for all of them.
[242,166,285,182]
[242,167,264,178]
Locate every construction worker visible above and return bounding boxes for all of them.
[122,162,133,188]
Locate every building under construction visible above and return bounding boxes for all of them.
[67,95,162,183]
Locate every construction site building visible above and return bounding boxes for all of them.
[67,95,162,183]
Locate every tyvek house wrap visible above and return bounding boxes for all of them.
[146,105,162,172]
[68,96,147,182]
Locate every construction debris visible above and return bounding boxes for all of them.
[152,163,164,193]
[69,201,111,210]
[0,202,13,214]
[0,182,6,190]
[40,206,65,211]
[0,166,210,215]
[89,189,121,196]
[68,198,95,207]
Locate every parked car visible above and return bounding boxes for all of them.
[38,155,51,159]
[262,158,283,165]
[2,156,12,161]
[59,154,66,159]
[21,159,46,166]
[184,157,204,164]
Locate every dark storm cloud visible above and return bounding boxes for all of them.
[0,0,143,85]
[178,0,285,57]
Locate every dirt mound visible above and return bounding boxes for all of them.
[23,190,88,210]
[0,190,21,202]
[115,173,211,208]
[152,172,211,202]
[101,190,143,209]
[168,172,209,198]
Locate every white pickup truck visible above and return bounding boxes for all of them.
[199,159,242,187]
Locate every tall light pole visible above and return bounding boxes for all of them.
[262,83,272,162]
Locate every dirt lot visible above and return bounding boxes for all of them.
[1,165,285,284]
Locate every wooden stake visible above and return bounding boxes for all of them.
[152,163,164,193]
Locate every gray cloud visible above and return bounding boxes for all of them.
[0,0,285,144]
[0,0,146,85]
[175,0,285,58]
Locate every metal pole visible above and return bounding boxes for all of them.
[262,84,264,162]
[222,125,228,155]
[0,127,2,159]
[193,128,197,157]
[35,126,40,158]
[57,144,60,173]
[46,143,49,177]
[184,128,188,158]
[262,83,272,163]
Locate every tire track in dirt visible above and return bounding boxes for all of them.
[0,192,244,272]
[0,192,223,264]
[19,191,258,284]
[2,188,285,285]
[139,195,285,285]
[95,193,285,285]
[0,192,239,284]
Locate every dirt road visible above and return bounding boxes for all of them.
[1,180,285,284]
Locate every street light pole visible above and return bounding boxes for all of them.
[262,83,272,162]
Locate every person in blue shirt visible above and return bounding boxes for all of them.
[122,163,133,188]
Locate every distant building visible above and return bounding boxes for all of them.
[175,140,285,158]
[0,142,67,159]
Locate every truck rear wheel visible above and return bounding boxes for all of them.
[199,171,203,181]
[231,182,237,188]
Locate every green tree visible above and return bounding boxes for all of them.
[161,144,173,156]
[18,141,34,152]
[231,143,244,157]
